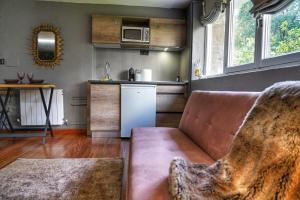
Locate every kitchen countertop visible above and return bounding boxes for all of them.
[88,80,188,85]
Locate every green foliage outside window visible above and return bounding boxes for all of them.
[234,1,256,65]
[234,0,300,64]
[270,0,300,57]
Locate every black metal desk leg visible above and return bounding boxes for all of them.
[47,88,54,137]
[0,88,11,124]
[39,88,54,140]
[0,88,13,132]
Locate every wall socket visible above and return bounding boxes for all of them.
[0,58,5,65]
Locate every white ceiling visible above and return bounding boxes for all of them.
[39,0,192,9]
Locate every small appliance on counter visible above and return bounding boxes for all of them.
[135,69,142,81]
[141,69,152,82]
[128,68,152,82]
[128,67,135,81]
[176,72,181,82]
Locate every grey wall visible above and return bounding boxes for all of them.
[191,1,205,80]
[179,48,189,81]
[0,0,185,128]
[191,66,300,91]
[95,49,181,81]
[182,1,205,84]
[189,0,300,92]
[179,3,193,82]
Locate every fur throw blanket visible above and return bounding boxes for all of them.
[169,81,300,200]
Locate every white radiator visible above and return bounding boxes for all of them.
[20,89,64,126]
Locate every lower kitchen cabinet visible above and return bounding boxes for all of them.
[156,84,188,128]
[87,84,120,137]
[156,113,183,128]
[156,94,186,112]
[87,82,188,137]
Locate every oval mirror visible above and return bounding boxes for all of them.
[32,24,63,69]
[38,31,56,61]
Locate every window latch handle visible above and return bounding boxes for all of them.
[257,17,263,29]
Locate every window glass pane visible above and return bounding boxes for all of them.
[229,0,256,67]
[263,0,300,58]
[205,12,226,76]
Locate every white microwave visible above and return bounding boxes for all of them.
[122,26,150,43]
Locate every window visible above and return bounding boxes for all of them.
[228,0,256,67]
[262,1,300,59]
[205,12,226,76]
[203,0,300,77]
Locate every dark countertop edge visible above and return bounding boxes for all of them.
[88,80,189,85]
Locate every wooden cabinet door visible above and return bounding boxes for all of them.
[156,94,187,113]
[156,85,186,94]
[150,18,186,48]
[89,84,120,131]
[92,15,121,44]
[155,84,188,128]
[156,113,182,128]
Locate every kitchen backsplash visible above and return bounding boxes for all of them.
[94,48,182,81]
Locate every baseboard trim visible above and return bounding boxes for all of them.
[0,128,87,135]
[52,128,86,135]
[92,131,120,138]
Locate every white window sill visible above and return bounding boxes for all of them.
[193,61,300,81]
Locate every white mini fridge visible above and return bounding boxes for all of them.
[121,84,156,138]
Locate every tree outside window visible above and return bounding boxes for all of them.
[204,0,300,76]
[264,0,300,58]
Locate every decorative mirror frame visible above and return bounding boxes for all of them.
[31,24,63,69]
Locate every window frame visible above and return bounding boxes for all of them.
[224,0,258,74]
[260,14,300,67]
[204,14,226,76]
[203,24,211,76]
[203,0,300,77]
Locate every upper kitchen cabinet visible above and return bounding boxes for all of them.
[91,15,186,50]
[92,15,121,44]
[150,18,186,49]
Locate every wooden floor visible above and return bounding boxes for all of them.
[0,132,130,199]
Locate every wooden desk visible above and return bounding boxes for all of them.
[0,84,56,143]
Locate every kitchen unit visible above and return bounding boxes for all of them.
[92,15,186,50]
[156,85,187,127]
[87,81,188,137]
[121,84,156,138]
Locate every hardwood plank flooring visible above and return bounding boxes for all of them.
[0,133,130,200]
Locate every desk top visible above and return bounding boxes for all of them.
[0,84,56,89]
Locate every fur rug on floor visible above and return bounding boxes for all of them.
[0,158,123,200]
[169,81,300,200]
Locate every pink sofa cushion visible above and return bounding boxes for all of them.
[179,91,259,160]
[128,127,214,200]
